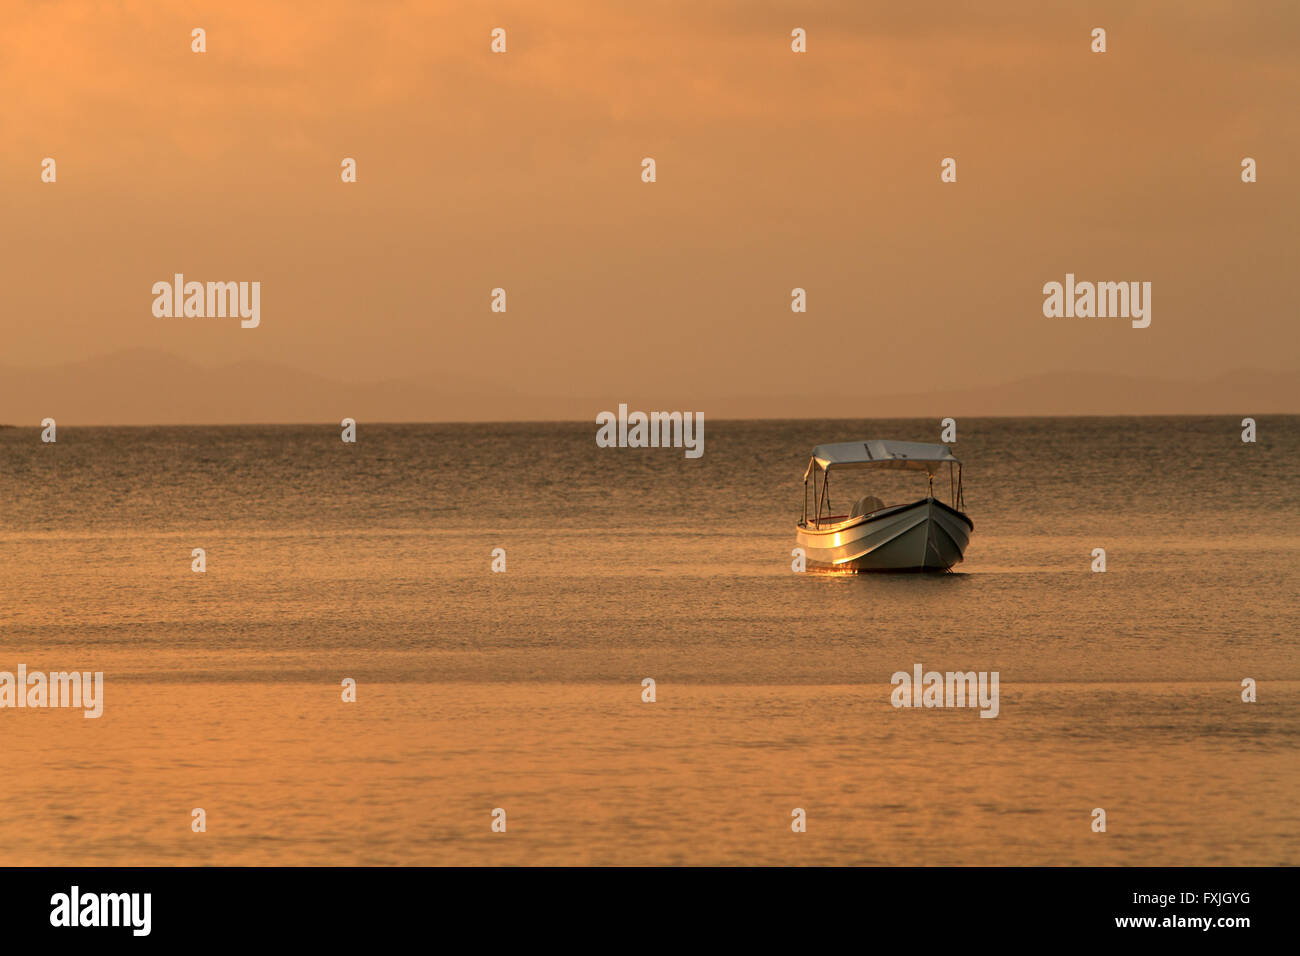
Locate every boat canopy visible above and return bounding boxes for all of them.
[804,440,960,479]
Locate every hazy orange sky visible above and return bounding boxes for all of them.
[3,1,1297,421]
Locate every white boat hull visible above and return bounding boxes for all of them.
[795,497,973,572]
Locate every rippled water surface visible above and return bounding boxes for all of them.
[1,417,1296,864]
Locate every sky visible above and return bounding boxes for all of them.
[2,0,1297,421]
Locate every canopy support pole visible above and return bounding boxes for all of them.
[815,473,822,529]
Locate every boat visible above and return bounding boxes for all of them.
[795,439,973,572]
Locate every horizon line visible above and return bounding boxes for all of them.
[3,412,1293,429]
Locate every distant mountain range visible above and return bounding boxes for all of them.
[0,350,1295,424]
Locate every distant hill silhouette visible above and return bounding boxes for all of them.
[1,349,1295,424]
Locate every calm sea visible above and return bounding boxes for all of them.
[1,416,1296,865]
